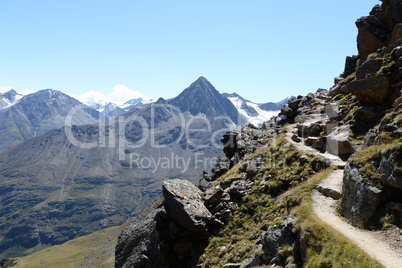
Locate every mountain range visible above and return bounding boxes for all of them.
[0,77,288,258]
[0,84,287,152]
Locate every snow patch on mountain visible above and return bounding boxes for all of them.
[0,90,23,110]
[227,96,280,127]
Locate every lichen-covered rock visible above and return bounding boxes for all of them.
[346,74,391,106]
[261,216,297,265]
[356,58,383,80]
[163,179,212,233]
[340,164,383,227]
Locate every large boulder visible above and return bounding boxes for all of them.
[340,164,383,227]
[346,74,391,106]
[115,197,166,268]
[376,0,402,31]
[343,55,358,77]
[356,15,388,62]
[260,217,297,266]
[163,179,212,233]
[356,58,383,80]
[326,125,353,157]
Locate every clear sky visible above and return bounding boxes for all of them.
[0,0,379,104]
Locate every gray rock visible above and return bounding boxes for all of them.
[291,134,301,143]
[288,98,301,111]
[324,103,340,120]
[326,125,353,157]
[312,138,325,150]
[340,164,383,227]
[356,58,383,80]
[239,255,262,268]
[297,122,323,137]
[115,197,166,268]
[378,150,402,191]
[346,74,391,106]
[343,55,358,77]
[163,179,212,232]
[304,136,319,146]
[229,180,250,197]
[198,177,213,192]
[329,84,349,97]
[280,105,294,117]
[261,217,296,264]
[246,160,258,176]
[315,185,342,200]
[205,187,230,204]
[355,15,388,62]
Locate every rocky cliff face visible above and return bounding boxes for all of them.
[116,1,402,267]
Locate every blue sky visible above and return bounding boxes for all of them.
[0,0,379,104]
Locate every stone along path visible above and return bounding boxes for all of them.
[285,125,402,268]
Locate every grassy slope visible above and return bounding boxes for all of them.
[199,134,382,267]
[9,135,386,267]
[8,223,128,268]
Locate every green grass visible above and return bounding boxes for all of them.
[198,136,381,267]
[348,140,402,188]
[7,223,128,268]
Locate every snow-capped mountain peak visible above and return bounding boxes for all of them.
[223,93,294,127]
[0,89,23,110]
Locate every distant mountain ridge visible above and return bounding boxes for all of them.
[0,89,22,109]
[0,89,159,151]
[222,92,295,127]
[0,89,100,151]
[0,76,280,258]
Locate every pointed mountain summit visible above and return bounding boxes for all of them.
[1,89,18,101]
[0,89,22,109]
[169,76,239,123]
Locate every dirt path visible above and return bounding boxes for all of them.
[285,124,346,168]
[285,124,402,268]
[312,172,402,268]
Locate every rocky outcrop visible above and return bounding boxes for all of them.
[356,0,402,62]
[115,198,166,268]
[115,179,216,268]
[355,58,383,80]
[340,164,383,227]
[346,74,391,106]
[163,179,212,233]
[356,15,388,63]
[260,216,299,267]
[221,127,271,167]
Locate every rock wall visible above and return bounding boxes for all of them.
[340,164,383,227]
